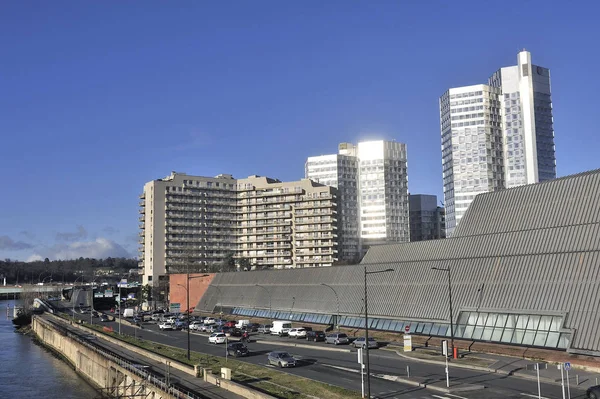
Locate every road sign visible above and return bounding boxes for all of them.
[442,340,448,356]
[405,325,410,333]
[404,334,412,352]
[564,362,571,371]
[526,362,548,371]
[169,303,181,313]
[357,348,363,364]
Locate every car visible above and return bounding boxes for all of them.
[100,314,109,322]
[267,351,297,368]
[227,342,249,357]
[587,385,600,399]
[208,333,227,344]
[132,317,142,325]
[301,326,313,332]
[189,321,203,331]
[229,328,243,337]
[258,324,272,334]
[91,311,100,318]
[204,317,216,325]
[159,321,174,330]
[352,337,379,349]
[245,323,260,332]
[174,320,187,330]
[325,333,349,345]
[306,330,326,342]
[288,328,307,339]
[224,321,237,328]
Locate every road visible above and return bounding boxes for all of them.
[81,313,588,399]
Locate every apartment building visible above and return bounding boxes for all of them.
[306,140,409,260]
[440,50,556,236]
[139,172,338,286]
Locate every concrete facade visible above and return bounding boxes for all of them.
[140,172,338,286]
[306,140,409,259]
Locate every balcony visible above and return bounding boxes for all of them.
[139,207,145,214]
[138,216,145,222]
[139,200,145,207]
[139,193,145,199]
[294,217,336,225]
[139,223,145,229]
[294,241,334,249]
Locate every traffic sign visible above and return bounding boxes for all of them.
[405,325,410,333]
[564,362,571,371]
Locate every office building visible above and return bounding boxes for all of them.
[409,194,446,241]
[139,172,338,286]
[440,50,556,236]
[306,140,409,260]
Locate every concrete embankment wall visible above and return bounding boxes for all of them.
[32,316,177,399]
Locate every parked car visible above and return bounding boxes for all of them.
[306,330,326,342]
[159,321,174,331]
[325,333,349,345]
[174,320,187,330]
[91,311,100,318]
[227,342,249,357]
[301,326,313,332]
[258,324,272,334]
[288,328,307,339]
[245,323,260,332]
[189,321,204,331]
[208,333,227,344]
[352,337,379,349]
[224,321,237,328]
[587,385,600,399]
[229,328,243,337]
[267,351,296,368]
[100,314,109,322]
[204,317,216,325]
[270,321,292,336]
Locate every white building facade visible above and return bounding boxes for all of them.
[306,140,409,261]
[440,50,556,236]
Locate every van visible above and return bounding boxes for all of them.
[270,320,292,336]
[235,319,250,329]
[123,308,135,318]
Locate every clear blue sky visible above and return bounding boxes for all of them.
[1,1,598,261]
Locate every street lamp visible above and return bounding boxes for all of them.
[321,283,340,330]
[255,284,272,317]
[363,267,394,399]
[432,267,455,359]
[179,274,209,360]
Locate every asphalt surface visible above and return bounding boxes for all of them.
[80,313,588,399]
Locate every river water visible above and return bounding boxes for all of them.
[0,299,100,398]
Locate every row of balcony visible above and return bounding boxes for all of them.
[295,249,336,256]
[294,241,335,249]
[166,236,233,243]
[294,217,335,225]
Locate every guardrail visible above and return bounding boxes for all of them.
[40,317,209,399]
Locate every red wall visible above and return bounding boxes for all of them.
[169,273,215,312]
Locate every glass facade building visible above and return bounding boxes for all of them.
[440,50,556,236]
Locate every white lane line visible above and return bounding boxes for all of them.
[520,394,550,399]
[446,394,470,399]
[431,395,451,399]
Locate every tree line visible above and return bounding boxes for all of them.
[0,257,138,285]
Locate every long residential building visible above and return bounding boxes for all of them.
[139,172,338,286]
[306,140,409,261]
[440,50,556,236]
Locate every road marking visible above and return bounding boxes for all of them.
[446,394,470,399]
[520,394,550,399]
[431,395,452,399]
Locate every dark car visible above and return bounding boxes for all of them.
[227,342,249,357]
[306,330,326,342]
[587,385,600,399]
[100,314,109,322]
[301,326,313,332]
[244,323,260,332]
[229,328,243,337]
[91,311,100,318]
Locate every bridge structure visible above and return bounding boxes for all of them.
[0,284,65,300]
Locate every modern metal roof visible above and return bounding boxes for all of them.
[196,169,600,355]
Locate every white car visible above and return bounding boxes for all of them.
[288,328,307,339]
[208,333,227,344]
[204,317,216,325]
[159,322,174,331]
[189,321,203,331]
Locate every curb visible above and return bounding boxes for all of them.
[324,364,485,393]
[254,340,352,353]
[386,348,508,374]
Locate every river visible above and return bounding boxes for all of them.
[0,299,100,398]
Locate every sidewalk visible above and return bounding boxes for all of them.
[384,344,600,390]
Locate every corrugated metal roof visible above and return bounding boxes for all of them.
[196,169,600,354]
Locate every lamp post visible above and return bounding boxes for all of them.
[432,267,455,359]
[179,274,209,360]
[118,273,129,335]
[364,267,394,399]
[89,276,99,325]
[255,284,272,317]
[321,283,340,330]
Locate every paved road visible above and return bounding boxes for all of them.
[83,314,588,399]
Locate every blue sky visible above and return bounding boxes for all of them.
[1,1,598,261]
